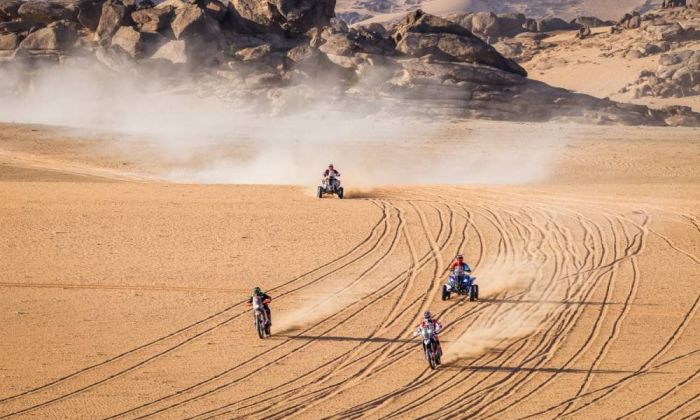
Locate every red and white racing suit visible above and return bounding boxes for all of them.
[417,319,443,353]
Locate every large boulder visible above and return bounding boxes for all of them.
[536,17,573,32]
[170,4,224,64]
[496,13,526,37]
[203,0,227,22]
[0,20,45,33]
[17,21,77,50]
[96,0,127,42]
[132,6,172,32]
[0,0,21,21]
[17,1,77,24]
[0,32,18,49]
[470,12,500,38]
[644,22,692,42]
[393,10,478,41]
[171,4,219,38]
[77,0,105,31]
[393,10,527,77]
[231,0,335,34]
[618,12,642,29]
[320,26,394,57]
[570,16,613,29]
[151,39,187,63]
[234,42,270,60]
[111,25,165,58]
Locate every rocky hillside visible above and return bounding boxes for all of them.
[0,0,698,126]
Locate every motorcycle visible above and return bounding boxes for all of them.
[317,175,344,199]
[417,326,442,369]
[251,295,271,339]
[442,267,479,301]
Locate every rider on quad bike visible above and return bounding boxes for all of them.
[249,287,272,326]
[449,254,472,273]
[323,164,340,188]
[448,254,473,292]
[414,311,443,355]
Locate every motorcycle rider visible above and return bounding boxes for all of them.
[414,311,443,355]
[249,287,272,326]
[322,164,340,190]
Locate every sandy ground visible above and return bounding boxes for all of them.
[0,120,699,419]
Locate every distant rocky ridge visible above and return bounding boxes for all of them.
[1,0,699,126]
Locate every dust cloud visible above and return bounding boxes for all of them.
[0,64,571,187]
[274,285,370,334]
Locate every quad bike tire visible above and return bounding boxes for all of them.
[338,187,344,199]
[317,186,323,198]
[441,284,450,301]
[469,284,479,301]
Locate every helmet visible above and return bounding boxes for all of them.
[456,254,464,260]
[253,287,261,294]
[423,311,432,320]
[328,163,334,168]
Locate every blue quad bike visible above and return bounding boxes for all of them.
[442,271,479,301]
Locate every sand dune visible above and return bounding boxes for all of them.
[0,120,698,418]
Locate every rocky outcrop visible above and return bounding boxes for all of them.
[96,0,128,43]
[77,0,105,31]
[0,31,18,49]
[393,10,527,76]
[150,39,186,63]
[17,21,77,51]
[621,50,700,98]
[111,25,165,58]
[231,0,335,34]
[536,17,573,32]
[17,0,76,24]
[131,6,171,33]
[570,16,613,28]
[0,0,22,21]
[0,2,697,127]
[171,4,224,63]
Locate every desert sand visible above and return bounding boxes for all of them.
[0,119,698,419]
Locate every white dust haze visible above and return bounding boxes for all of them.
[442,257,560,362]
[275,284,371,334]
[0,64,572,186]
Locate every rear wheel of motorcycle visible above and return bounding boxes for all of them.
[317,186,323,198]
[265,323,271,336]
[338,187,344,199]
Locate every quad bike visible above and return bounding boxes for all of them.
[417,326,442,369]
[441,267,479,301]
[317,176,344,199]
[251,295,271,339]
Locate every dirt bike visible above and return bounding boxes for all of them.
[442,267,479,301]
[251,295,271,339]
[418,326,441,369]
[317,175,344,199]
